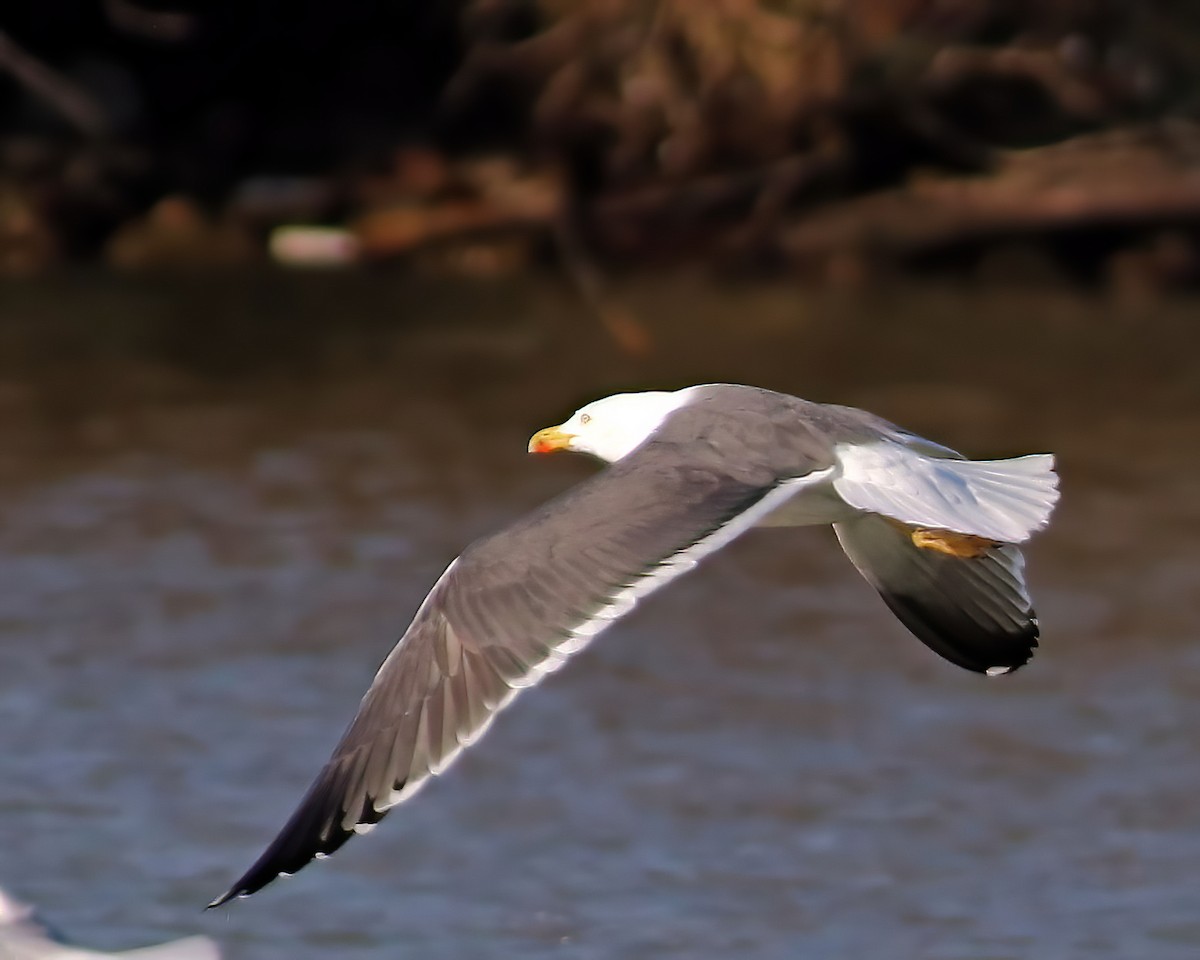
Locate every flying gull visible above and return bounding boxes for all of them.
[210,383,1059,906]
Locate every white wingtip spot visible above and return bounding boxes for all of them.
[985,665,1012,677]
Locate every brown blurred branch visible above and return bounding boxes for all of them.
[591,150,845,228]
[553,210,653,358]
[925,45,1109,120]
[103,0,197,43]
[0,30,108,137]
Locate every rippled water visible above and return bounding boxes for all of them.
[1,274,1198,959]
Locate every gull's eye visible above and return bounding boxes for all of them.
[579,413,592,425]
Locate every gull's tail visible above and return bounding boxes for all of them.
[835,448,1060,544]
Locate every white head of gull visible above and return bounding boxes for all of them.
[210,383,1060,907]
[528,389,691,462]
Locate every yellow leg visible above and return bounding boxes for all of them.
[883,516,999,558]
[910,528,997,558]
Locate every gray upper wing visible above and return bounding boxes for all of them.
[211,436,831,905]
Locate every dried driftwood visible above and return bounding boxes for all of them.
[780,123,1200,263]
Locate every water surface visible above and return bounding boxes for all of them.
[0,274,1197,959]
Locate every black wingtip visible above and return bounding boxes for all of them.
[205,847,295,910]
[206,890,237,910]
[205,770,367,909]
[878,590,1040,676]
[207,870,264,909]
[205,857,285,909]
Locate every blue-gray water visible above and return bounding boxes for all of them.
[1,275,1197,959]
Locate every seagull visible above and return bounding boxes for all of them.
[0,885,219,959]
[210,383,1059,906]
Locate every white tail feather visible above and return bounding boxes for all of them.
[834,445,1059,543]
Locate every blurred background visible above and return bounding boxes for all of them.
[1,2,1199,959]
